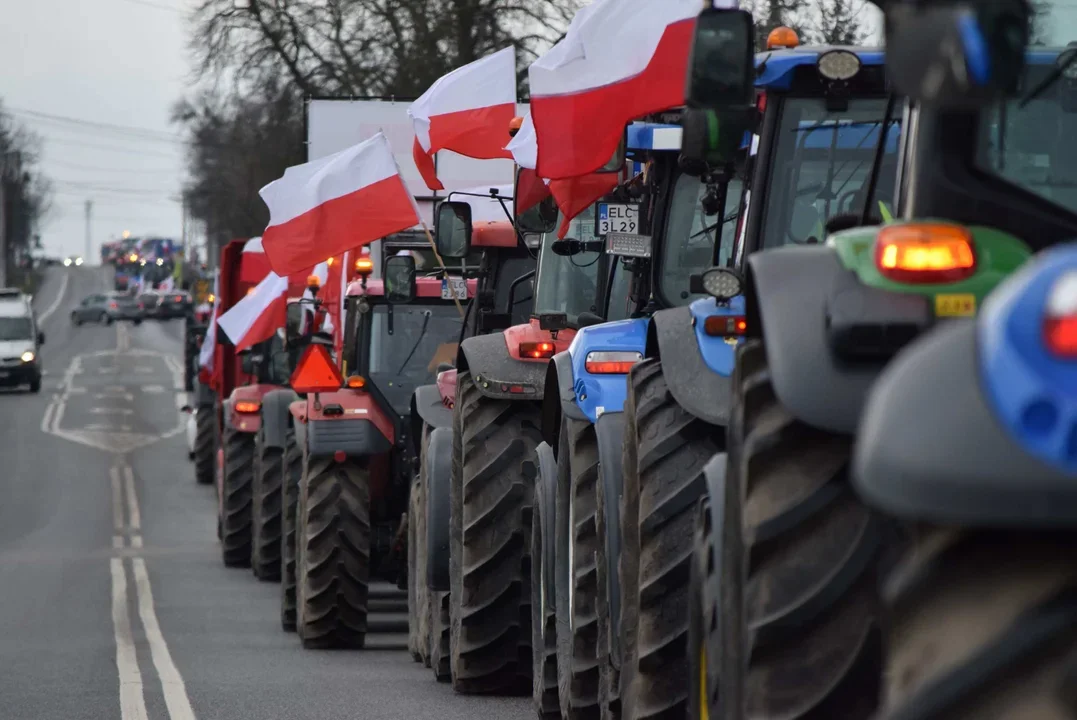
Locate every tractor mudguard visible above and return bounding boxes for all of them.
[543,352,588,447]
[226,384,279,434]
[747,247,881,434]
[306,418,392,460]
[534,441,558,613]
[594,410,625,666]
[854,320,1077,527]
[411,383,453,447]
[650,305,736,427]
[425,426,453,592]
[260,388,298,449]
[458,332,547,401]
[194,378,215,408]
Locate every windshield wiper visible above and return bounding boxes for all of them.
[690,210,739,241]
[395,311,431,375]
[1019,45,1077,108]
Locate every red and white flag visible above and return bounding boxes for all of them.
[259,133,420,277]
[241,236,272,284]
[409,47,517,191]
[198,271,221,373]
[217,271,289,352]
[528,0,698,179]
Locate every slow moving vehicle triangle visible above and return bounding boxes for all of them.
[289,344,344,394]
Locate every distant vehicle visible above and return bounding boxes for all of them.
[63,256,83,267]
[0,296,44,393]
[0,288,32,312]
[137,291,161,317]
[155,290,193,319]
[70,291,143,326]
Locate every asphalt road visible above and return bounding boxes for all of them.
[0,267,531,720]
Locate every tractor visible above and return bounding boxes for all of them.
[685,4,1077,720]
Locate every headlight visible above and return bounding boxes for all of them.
[63,258,72,267]
[156,258,164,266]
[700,267,743,301]
[75,257,83,266]
[817,50,861,81]
[20,351,34,363]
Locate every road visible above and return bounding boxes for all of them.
[0,267,531,720]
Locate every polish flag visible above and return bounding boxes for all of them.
[217,271,289,352]
[409,47,517,191]
[241,237,272,284]
[259,133,420,277]
[158,275,175,293]
[528,0,698,179]
[198,271,221,375]
[550,174,620,239]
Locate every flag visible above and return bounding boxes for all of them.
[506,112,538,170]
[241,236,271,284]
[217,272,289,352]
[259,133,421,277]
[198,271,221,375]
[528,0,698,179]
[410,47,518,191]
[550,174,620,239]
[159,276,175,293]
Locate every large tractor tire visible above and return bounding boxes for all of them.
[449,370,538,694]
[220,425,256,568]
[620,358,720,720]
[431,590,452,682]
[556,417,601,719]
[688,496,721,720]
[594,452,618,720]
[409,424,434,664]
[733,340,883,720]
[193,405,217,486]
[532,444,560,720]
[280,429,302,632]
[877,527,1077,720]
[251,428,284,581]
[295,456,370,649]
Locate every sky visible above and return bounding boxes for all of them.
[0,0,192,264]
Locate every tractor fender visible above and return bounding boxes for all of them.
[260,388,298,449]
[854,320,1077,527]
[747,246,881,434]
[288,400,308,452]
[410,384,453,449]
[594,410,625,667]
[306,417,392,460]
[533,441,558,613]
[425,426,453,592]
[194,378,216,408]
[649,305,735,427]
[542,352,588,449]
[225,384,278,434]
[567,317,647,424]
[458,332,547,401]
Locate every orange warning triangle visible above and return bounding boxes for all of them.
[290,343,344,394]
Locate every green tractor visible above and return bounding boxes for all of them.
[685,3,1077,719]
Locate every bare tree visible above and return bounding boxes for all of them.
[0,102,51,275]
[809,0,868,45]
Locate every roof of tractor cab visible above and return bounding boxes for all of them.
[756,46,884,89]
[473,220,516,248]
[346,276,479,299]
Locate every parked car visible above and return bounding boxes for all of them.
[137,291,162,317]
[155,290,193,319]
[70,292,143,326]
[0,297,44,393]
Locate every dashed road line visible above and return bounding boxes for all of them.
[123,464,141,532]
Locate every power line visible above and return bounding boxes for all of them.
[7,107,185,144]
[108,0,188,14]
[34,135,182,158]
[44,159,182,175]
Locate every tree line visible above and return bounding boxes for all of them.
[176,0,868,254]
[0,102,50,284]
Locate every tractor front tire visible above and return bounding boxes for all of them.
[280,429,302,632]
[408,424,434,664]
[296,457,370,649]
[193,406,217,485]
[449,371,538,694]
[220,425,256,568]
[251,429,284,581]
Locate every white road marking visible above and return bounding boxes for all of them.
[110,558,149,720]
[95,392,136,402]
[130,535,143,549]
[132,558,197,720]
[123,465,141,531]
[92,407,135,415]
[40,401,54,433]
[111,466,124,532]
[37,270,70,324]
[141,385,165,394]
[113,536,124,549]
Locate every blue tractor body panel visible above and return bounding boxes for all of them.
[689,295,747,377]
[567,318,649,423]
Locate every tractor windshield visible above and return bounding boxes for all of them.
[368,304,466,414]
[762,97,901,249]
[660,172,743,306]
[533,206,602,323]
[977,47,1077,222]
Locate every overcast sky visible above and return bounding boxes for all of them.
[0,0,191,263]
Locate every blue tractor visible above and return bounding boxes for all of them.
[535,32,906,720]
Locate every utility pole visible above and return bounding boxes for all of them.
[85,200,93,264]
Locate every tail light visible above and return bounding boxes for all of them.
[234,400,261,413]
[585,351,643,374]
[174,295,183,302]
[109,302,118,309]
[519,341,555,360]
[875,224,976,284]
[702,315,747,337]
[346,375,366,389]
[1044,270,1077,359]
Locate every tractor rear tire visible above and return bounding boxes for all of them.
[594,451,617,720]
[531,446,560,720]
[409,424,434,664]
[296,457,370,649]
[251,428,283,581]
[736,340,882,720]
[557,417,601,719]
[220,425,255,568]
[688,496,721,720]
[877,527,1077,720]
[449,371,538,694]
[431,590,452,682]
[621,358,720,720]
[194,406,217,486]
[280,429,301,632]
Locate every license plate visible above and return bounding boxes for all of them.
[935,293,976,317]
[606,232,653,258]
[441,277,467,300]
[595,203,639,236]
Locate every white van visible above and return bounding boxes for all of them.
[0,295,44,393]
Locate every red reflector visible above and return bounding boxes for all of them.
[109,302,118,309]
[289,344,345,394]
[756,91,767,113]
[703,315,747,337]
[875,224,976,283]
[1045,317,1077,357]
[333,450,347,463]
[174,295,183,302]
[519,341,556,359]
[235,400,261,413]
[584,351,643,374]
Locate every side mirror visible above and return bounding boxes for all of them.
[680,108,751,174]
[685,8,755,110]
[384,254,417,304]
[435,201,472,259]
[37,331,45,345]
[885,2,1028,107]
[596,137,626,173]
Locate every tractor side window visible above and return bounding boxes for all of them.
[494,255,536,325]
[606,259,633,321]
[533,206,601,323]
